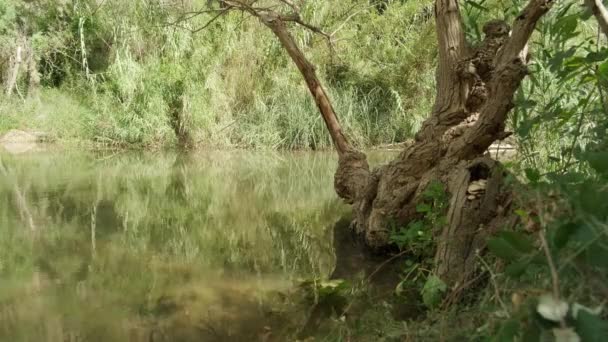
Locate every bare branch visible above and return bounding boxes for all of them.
[330,5,377,37]
[163,7,231,30]
[585,0,608,39]
[278,0,300,13]
[282,15,330,39]
[192,7,232,33]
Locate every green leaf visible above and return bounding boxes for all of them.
[492,319,520,342]
[488,236,521,260]
[514,209,529,219]
[575,183,608,217]
[517,99,538,110]
[583,242,608,270]
[552,222,580,250]
[464,0,489,12]
[421,275,447,309]
[525,168,541,183]
[583,151,608,176]
[554,15,578,36]
[598,61,608,82]
[416,203,431,213]
[407,220,425,232]
[585,49,608,63]
[574,310,608,342]
[499,231,535,254]
[505,259,530,278]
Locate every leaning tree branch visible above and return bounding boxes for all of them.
[216,0,355,156]
[258,14,353,155]
[448,0,554,159]
[219,0,369,204]
[585,0,608,39]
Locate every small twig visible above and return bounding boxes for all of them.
[441,272,485,309]
[538,229,566,328]
[366,249,410,282]
[476,252,510,316]
[330,5,377,37]
[339,249,409,318]
[90,0,108,16]
[192,8,232,33]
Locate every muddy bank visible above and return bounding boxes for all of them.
[0,129,52,154]
[298,217,422,339]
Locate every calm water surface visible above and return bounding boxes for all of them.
[0,149,390,341]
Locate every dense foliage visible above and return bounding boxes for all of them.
[0,0,436,148]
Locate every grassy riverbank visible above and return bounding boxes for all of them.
[0,0,436,149]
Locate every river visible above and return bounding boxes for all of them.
[0,149,393,341]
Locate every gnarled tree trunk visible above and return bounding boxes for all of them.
[333,0,553,288]
[215,0,553,292]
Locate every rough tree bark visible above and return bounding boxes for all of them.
[338,0,553,289]
[586,0,608,38]
[208,0,554,291]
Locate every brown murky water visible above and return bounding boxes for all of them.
[1,149,373,341]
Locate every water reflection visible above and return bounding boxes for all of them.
[0,150,357,341]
